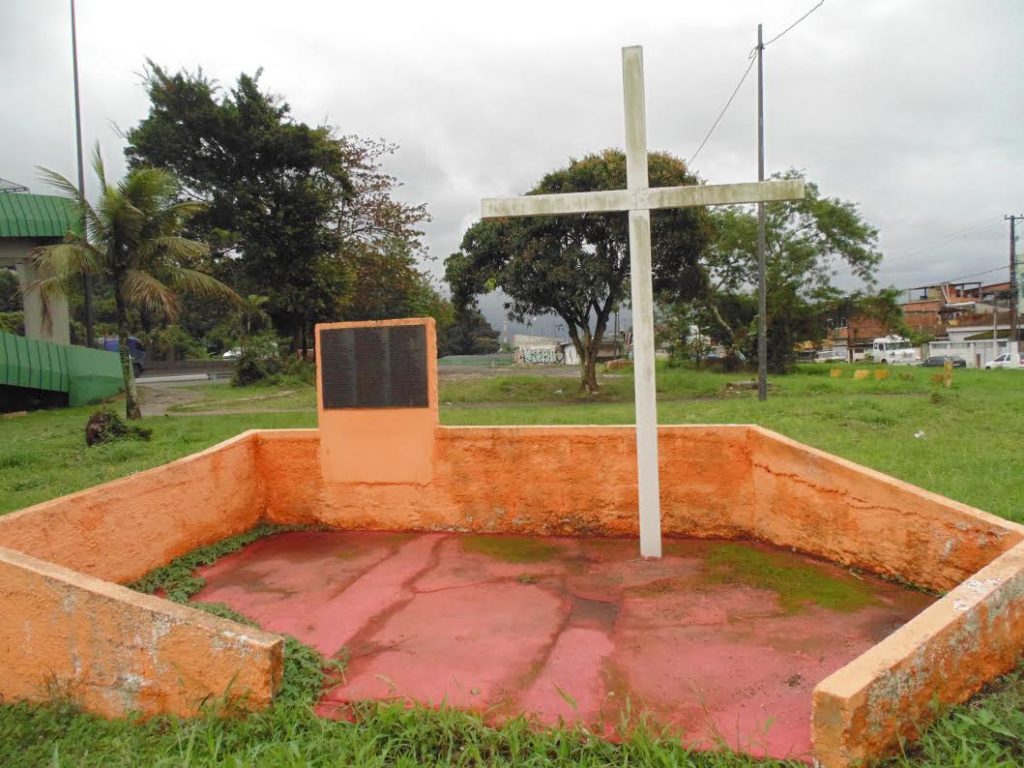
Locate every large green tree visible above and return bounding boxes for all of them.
[446,307,500,356]
[446,149,710,392]
[696,171,882,372]
[125,64,428,351]
[32,148,237,418]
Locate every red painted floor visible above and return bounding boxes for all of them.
[194,531,934,761]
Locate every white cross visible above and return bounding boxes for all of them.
[482,46,804,558]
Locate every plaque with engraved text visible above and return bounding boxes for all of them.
[320,325,428,409]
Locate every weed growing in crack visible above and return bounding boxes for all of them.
[127,524,340,708]
[127,523,310,601]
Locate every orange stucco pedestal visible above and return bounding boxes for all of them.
[315,318,438,484]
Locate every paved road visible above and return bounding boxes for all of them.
[137,378,227,417]
[136,362,585,417]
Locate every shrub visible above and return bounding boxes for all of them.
[231,334,283,387]
[0,311,24,335]
[271,355,316,386]
[84,409,152,446]
[141,325,207,361]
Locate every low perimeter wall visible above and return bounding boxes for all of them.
[0,424,1022,768]
[0,432,263,583]
[0,546,282,717]
[813,541,1024,767]
[0,432,270,717]
[256,426,1018,592]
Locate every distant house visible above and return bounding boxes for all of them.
[828,315,889,361]
[821,274,1020,366]
[899,280,1017,335]
[512,333,621,366]
[912,281,1019,367]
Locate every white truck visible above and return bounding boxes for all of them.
[870,335,921,365]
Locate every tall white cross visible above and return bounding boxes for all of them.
[482,46,804,558]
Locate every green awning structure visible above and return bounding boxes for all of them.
[0,331,122,406]
[0,193,79,239]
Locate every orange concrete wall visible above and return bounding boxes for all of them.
[257,426,756,538]
[3,414,1023,766]
[0,432,263,584]
[747,427,1023,592]
[0,546,282,717]
[812,541,1024,768]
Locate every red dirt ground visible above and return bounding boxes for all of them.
[194,531,934,762]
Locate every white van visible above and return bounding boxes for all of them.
[871,335,921,365]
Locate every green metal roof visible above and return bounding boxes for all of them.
[0,193,79,239]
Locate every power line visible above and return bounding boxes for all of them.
[886,218,1003,260]
[895,265,1006,293]
[687,1,825,167]
[943,264,1008,284]
[763,0,826,47]
[687,56,756,166]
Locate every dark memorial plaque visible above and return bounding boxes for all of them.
[320,325,428,409]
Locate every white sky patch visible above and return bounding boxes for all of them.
[1,0,1021,329]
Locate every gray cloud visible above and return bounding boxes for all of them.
[2,0,1021,330]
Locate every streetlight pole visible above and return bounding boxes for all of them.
[1007,214,1022,357]
[71,0,93,347]
[756,23,768,401]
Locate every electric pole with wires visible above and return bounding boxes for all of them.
[71,0,93,348]
[1007,214,1022,356]
[756,23,768,401]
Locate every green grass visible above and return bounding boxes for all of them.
[0,408,314,515]
[462,535,561,563]
[877,665,1024,767]
[0,698,808,768]
[165,381,317,413]
[706,542,880,614]
[128,523,309,601]
[1,364,1024,765]
[126,524,345,715]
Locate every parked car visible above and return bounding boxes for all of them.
[922,355,966,368]
[814,351,846,363]
[984,353,1024,370]
[99,336,147,377]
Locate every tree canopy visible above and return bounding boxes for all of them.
[33,147,236,418]
[124,63,431,350]
[446,149,710,391]
[445,307,500,356]
[693,171,883,371]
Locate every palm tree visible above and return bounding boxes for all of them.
[31,146,239,419]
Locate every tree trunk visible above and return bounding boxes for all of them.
[582,348,599,392]
[569,327,602,395]
[114,282,142,420]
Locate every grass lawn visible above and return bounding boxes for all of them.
[1,363,1023,766]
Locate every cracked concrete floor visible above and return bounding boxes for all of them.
[193,530,934,761]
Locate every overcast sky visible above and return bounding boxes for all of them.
[2,0,1021,333]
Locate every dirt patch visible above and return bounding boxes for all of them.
[137,382,213,417]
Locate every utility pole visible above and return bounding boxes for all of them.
[756,23,768,401]
[1008,214,1022,357]
[71,0,93,347]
